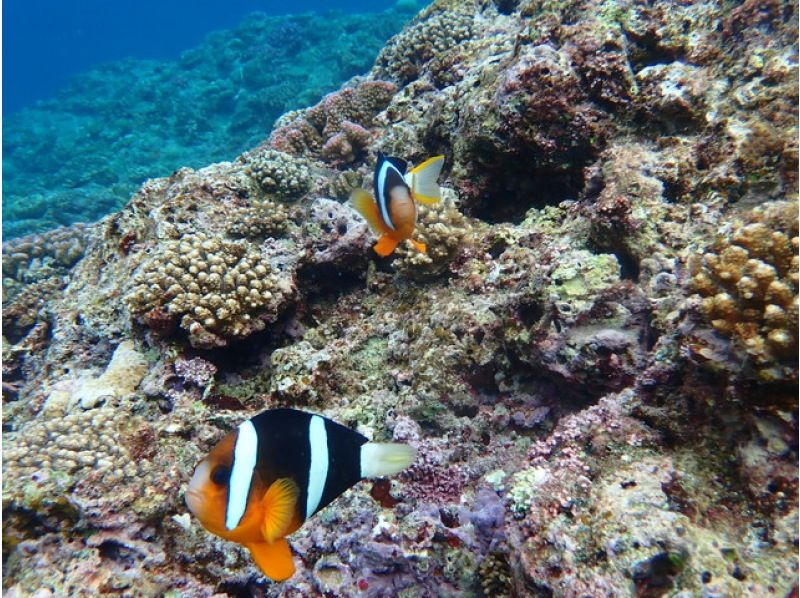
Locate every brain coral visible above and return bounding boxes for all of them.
[689,201,798,382]
[126,232,297,348]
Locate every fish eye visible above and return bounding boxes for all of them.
[211,465,230,486]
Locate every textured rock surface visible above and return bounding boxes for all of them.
[2,0,797,596]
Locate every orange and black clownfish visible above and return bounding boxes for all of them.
[185,408,415,581]
[350,152,445,256]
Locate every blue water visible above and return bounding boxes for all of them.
[4,0,402,115]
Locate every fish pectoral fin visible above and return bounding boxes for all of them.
[246,539,295,582]
[410,240,427,253]
[350,188,389,234]
[261,478,298,544]
[374,235,400,257]
[407,156,444,205]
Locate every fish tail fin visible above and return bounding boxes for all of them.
[406,155,444,205]
[374,235,400,257]
[350,188,388,234]
[360,442,416,478]
[246,539,295,582]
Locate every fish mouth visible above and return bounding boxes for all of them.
[184,488,203,517]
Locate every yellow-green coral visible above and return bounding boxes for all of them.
[508,466,550,514]
[689,201,798,381]
[126,232,294,348]
[478,550,513,598]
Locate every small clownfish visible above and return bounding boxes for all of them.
[185,408,415,582]
[350,152,445,257]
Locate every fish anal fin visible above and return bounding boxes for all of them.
[374,235,400,257]
[261,478,298,544]
[350,188,389,234]
[246,539,295,582]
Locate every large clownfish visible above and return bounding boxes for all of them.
[350,152,445,256]
[185,408,415,581]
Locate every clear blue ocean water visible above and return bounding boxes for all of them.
[3,1,423,239]
[4,1,401,114]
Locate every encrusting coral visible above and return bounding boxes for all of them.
[689,201,798,382]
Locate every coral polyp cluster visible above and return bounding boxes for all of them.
[126,232,296,348]
[243,149,313,200]
[689,201,798,380]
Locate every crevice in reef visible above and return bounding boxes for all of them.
[466,161,587,224]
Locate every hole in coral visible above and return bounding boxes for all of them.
[625,30,682,71]
[614,248,640,282]
[97,539,136,566]
[467,162,586,224]
[493,0,517,15]
[487,238,508,259]
[216,578,269,597]
[517,298,545,327]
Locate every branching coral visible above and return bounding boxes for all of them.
[126,232,297,348]
[689,201,798,381]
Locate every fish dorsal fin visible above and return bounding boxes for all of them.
[246,539,295,581]
[261,478,299,544]
[350,188,390,234]
[405,155,444,205]
[386,156,408,174]
[377,151,408,175]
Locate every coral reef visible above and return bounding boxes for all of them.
[2,0,798,596]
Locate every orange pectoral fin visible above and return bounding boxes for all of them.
[246,539,295,582]
[374,235,400,257]
[261,478,299,544]
[350,188,390,235]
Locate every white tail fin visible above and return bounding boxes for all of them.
[360,442,416,478]
[406,155,444,205]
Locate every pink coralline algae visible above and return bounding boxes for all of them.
[270,80,396,165]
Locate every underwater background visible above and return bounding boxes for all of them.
[2,0,798,596]
[3,1,422,239]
